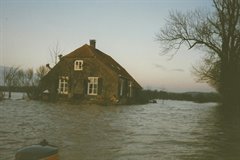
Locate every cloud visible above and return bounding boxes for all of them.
[171,68,185,72]
[154,64,166,70]
[154,64,184,72]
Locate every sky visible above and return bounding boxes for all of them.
[0,0,215,92]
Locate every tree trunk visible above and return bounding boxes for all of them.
[8,91,11,99]
[219,61,240,107]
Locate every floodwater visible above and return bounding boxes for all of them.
[0,98,240,160]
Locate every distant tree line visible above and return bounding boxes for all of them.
[138,90,220,103]
[2,65,49,99]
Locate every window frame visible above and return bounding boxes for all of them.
[87,77,98,95]
[74,60,83,71]
[58,76,69,94]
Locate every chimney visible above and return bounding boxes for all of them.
[46,64,52,70]
[89,39,96,48]
[58,54,63,61]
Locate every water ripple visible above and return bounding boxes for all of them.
[1,100,240,159]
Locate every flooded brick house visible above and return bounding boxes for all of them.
[39,40,142,104]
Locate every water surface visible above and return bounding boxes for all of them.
[0,99,240,160]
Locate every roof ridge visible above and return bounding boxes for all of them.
[87,44,99,57]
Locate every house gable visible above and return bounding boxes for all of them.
[57,43,141,89]
[39,41,142,104]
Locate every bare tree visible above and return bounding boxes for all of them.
[156,0,240,106]
[16,69,26,86]
[49,42,63,65]
[1,66,49,99]
[3,66,20,98]
[25,68,35,86]
[192,54,220,90]
[35,65,49,85]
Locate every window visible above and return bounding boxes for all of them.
[74,60,83,71]
[128,81,133,97]
[119,78,124,96]
[88,77,98,95]
[58,76,68,94]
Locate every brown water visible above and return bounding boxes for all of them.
[0,99,240,160]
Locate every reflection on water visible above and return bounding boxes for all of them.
[0,100,240,160]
